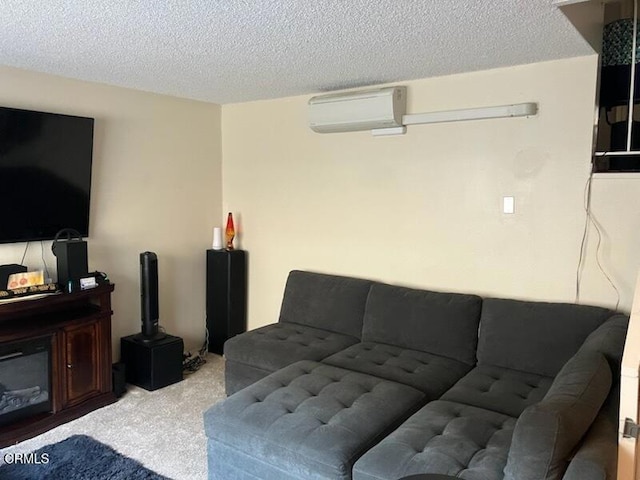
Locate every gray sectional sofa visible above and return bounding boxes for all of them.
[204,270,628,480]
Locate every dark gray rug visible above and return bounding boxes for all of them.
[0,434,169,479]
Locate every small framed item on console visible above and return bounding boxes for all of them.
[79,276,97,290]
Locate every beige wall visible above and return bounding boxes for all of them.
[3,56,639,355]
[222,56,640,330]
[0,66,222,355]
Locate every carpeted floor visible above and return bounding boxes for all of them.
[0,354,226,480]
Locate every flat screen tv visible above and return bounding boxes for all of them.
[0,106,94,244]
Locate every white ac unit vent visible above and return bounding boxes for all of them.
[308,86,406,133]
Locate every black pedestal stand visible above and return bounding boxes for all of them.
[206,249,247,354]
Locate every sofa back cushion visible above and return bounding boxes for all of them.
[477,298,612,377]
[504,350,612,480]
[362,283,482,365]
[578,314,629,422]
[578,314,629,376]
[278,270,372,338]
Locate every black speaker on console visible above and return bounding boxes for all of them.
[140,251,163,340]
[52,229,88,291]
[206,249,247,354]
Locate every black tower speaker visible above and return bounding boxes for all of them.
[139,251,164,341]
[52,229,88,291]
[206,249,247,354]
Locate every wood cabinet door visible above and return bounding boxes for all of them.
[63,320,101,407]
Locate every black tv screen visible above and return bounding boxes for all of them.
[0,106,94,244]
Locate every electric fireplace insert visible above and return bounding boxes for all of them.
[0,335,52,427]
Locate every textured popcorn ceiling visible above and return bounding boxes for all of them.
[0,1,593,104]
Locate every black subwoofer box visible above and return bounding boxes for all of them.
[206,249,247,355]
[120,334,183,391]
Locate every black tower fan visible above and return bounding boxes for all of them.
[120,251,183,391]
[139,251,165,342]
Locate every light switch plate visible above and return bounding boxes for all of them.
[503,196,515,214]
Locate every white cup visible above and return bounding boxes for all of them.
[212,227,223,250]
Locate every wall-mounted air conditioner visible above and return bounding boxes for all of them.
[308,85,538,135]
[308,86,407,133]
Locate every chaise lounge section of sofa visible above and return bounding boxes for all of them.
[205,270,628,480]
[223,271,373,395]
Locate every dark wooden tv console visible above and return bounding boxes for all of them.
[0,283,116,447]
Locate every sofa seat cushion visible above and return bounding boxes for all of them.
[205,360,425,480]
[441,365,554,417]
[224,322,358,373]
[353,400,517,480]
[323,342,471,397]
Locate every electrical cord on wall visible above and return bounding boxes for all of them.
[20,242,30,265]
[40,241,51,282]
[575,173,591,302]
[575,171,621,310]
[17,241,51,283]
